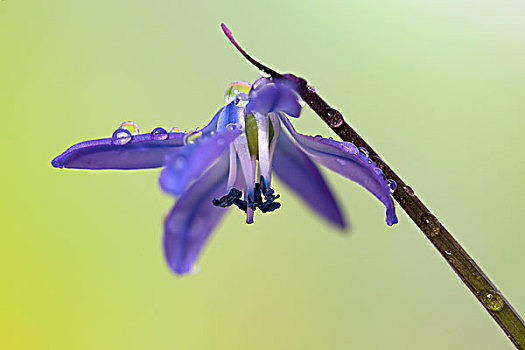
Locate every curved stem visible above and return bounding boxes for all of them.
[222,24,525,349]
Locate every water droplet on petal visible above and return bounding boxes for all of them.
[387,179,397,193]
[298,98,306,107]
[150,127,168,140]
[421,212,440,237]
[403,185,415,197]
[313,135,323,142]
[234,92,249,107]
[480,289,504,311]
[340,141,358,155]
[111,128,132,145]
[307,82,316,93]
[358,147,369,157]
[259,70,271,78]
[227,123,240,131]
[118,121,139,135]
[184,130,203,145]
[225,81,251,103]
[169,127,182,133]
[371,155,384,169]
[336,158,346,166]
[320,108,343,128]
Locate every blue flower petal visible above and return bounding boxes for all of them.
[279,113,398,226]
[51,131,186,170]
[273,131,346,229]
[159,123,242,196]
[51,107,224,170]
[246,78,302,118]
[164,156,230,275]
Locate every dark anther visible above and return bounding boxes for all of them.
[260,176,280,202]
[254,183,263,206]
[211,178,281,214]
[233,198,247,212]
[258,201,281,213]
[212,188,242,207]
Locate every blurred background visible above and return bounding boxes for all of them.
[1,0,524,349]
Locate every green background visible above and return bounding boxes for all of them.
[1,0,524,349]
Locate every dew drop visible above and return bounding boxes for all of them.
[150,127,168,140]
[111,128,132,145]
[444,250,452,256]
[480,289,504,311]
[313,135,323,142]
[403,185,415,197]
[336,158,346,166]
[224,81,251,103]
[227,123,240,131]
[358,147,369,157]
[298,98,306,107]
[169,127,182,133]
[340,142,358,155]
[371,155,384,169]
[184,130,203,145]
[234,92,249,107]
[321,108,343,128]
[387,179,397,193]
[118,121,139,135]
[307,82,316,93]
[259,69,271,78]
[420,212,440,237]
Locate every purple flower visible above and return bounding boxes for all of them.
[52,78,397,275]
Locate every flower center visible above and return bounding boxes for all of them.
[244,113,275,159]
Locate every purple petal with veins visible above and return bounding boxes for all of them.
[51,131,186,170]
[164,156,230,275]
[246,78,302,118]
[273,131,346,229]
[159,124,242,196]
[51,105,225,170]
[279,113,398,226]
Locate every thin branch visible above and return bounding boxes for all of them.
[221,23,525,349]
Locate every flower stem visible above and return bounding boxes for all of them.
[221,24,525,349]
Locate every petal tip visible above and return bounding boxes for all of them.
[51,156,64,168]
[386,210,398,226]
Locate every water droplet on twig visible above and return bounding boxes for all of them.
[480,289,504,311]
[403,185,415,197]
[320,108,343,128]
[421,212,440,237]
[307,82,316,93]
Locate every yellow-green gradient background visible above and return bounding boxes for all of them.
[1,1,524,349]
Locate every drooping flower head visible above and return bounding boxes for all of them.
[52,76,397,275]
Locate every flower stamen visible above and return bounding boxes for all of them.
[212,176,280,214]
